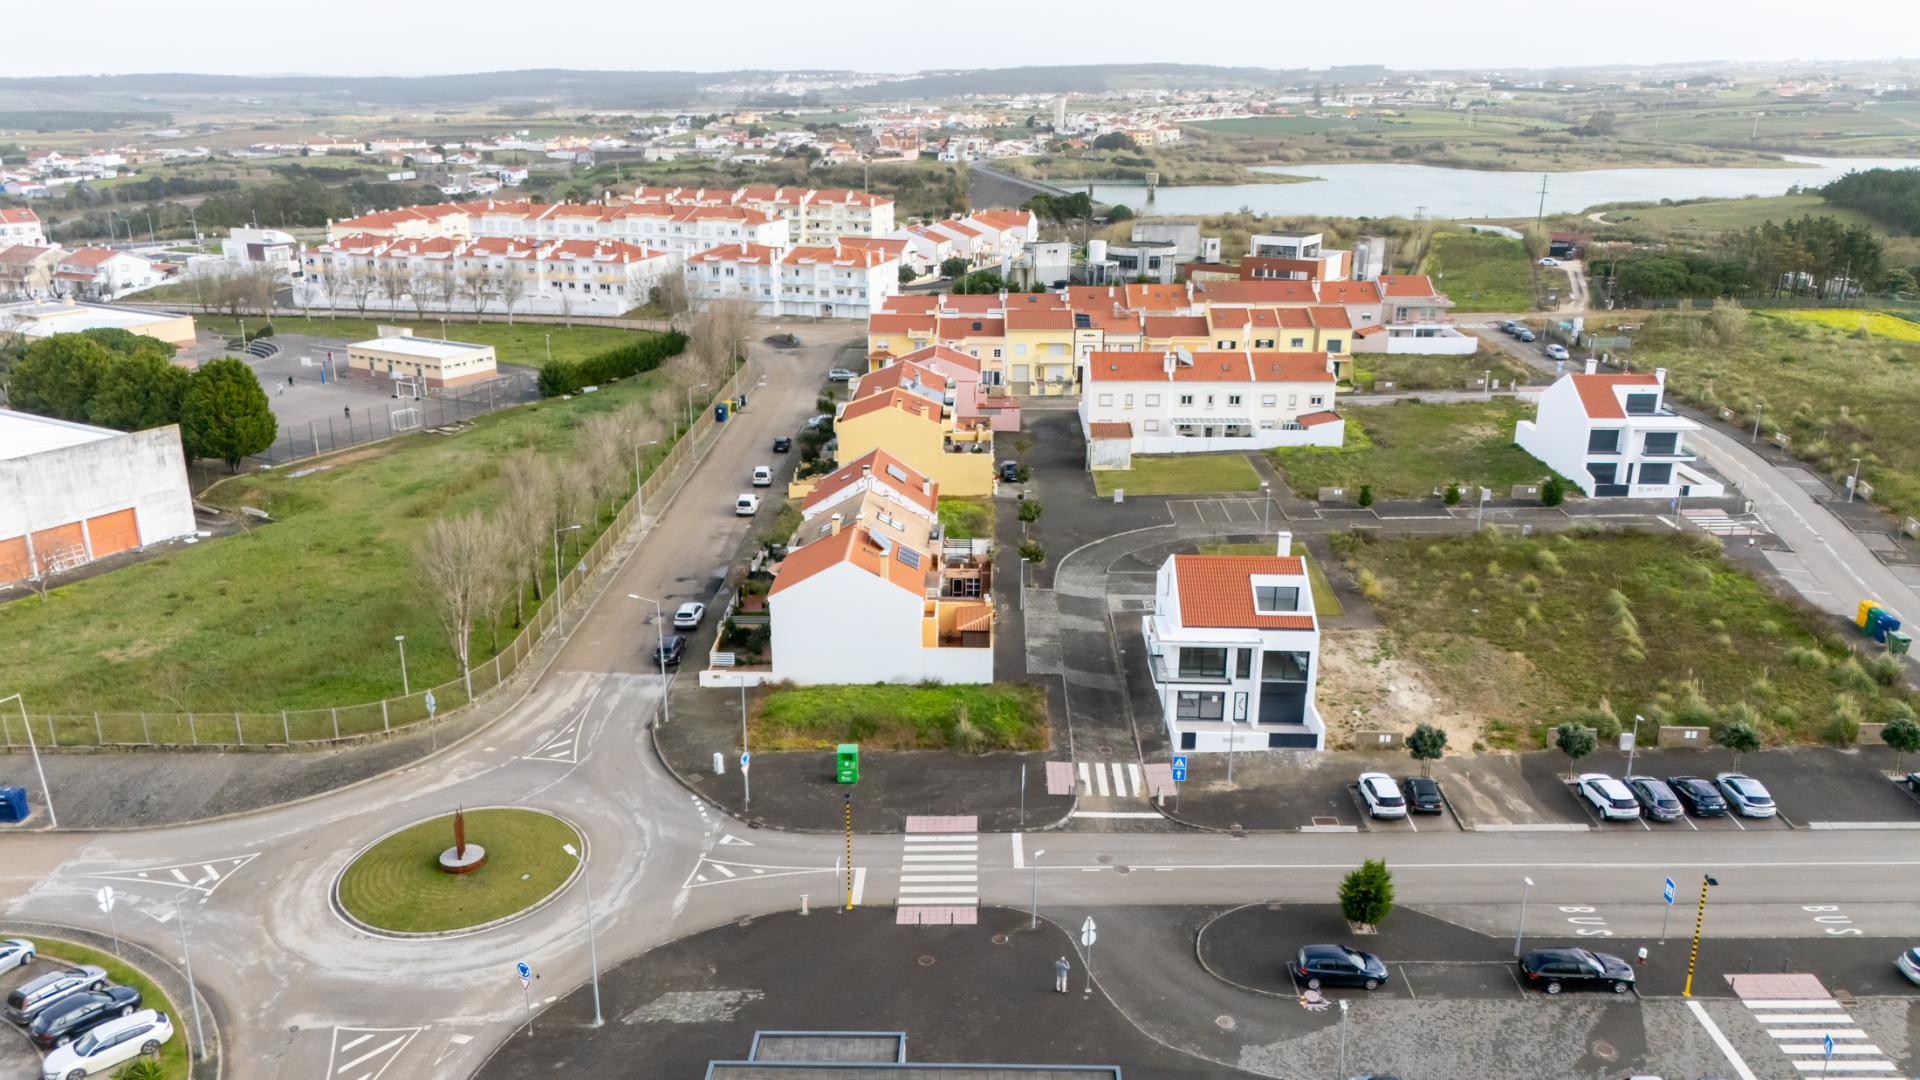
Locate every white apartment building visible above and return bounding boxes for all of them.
[221,226,303,281]
[777,241,900,319]
[1514,363,1724,499]
[301,234,668,318]
[683,244,784,314]
[0,209,46,248]
[1079,348,1345,457]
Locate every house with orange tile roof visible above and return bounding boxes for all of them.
[0,209,46,248]
[1081,348,1342,457]
[867,345,1019,433]
[833,388,996,496]
[1142,534,1324,752]
[52,248,162,300]
[1361,274,1476,355]
[799,447,940,528]
[1514,361,1721,499]
[777,240,900,319]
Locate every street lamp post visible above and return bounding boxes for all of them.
[1019,557,1029,610]
[1337,999,1350,1080]
[630,596,669,726]
[1513,876,1534,957]
[1626,714,1642,776]
[175,871,217,1061]
[0,695,54,828]
[561,844,603,1026]
[633,440,659,511]
[1029,849,1046,929]
[395,635,410,696]
[1260,482,1271,533]
[1751,404,1764,444]
[553,525,582,634]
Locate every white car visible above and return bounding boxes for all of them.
[1897,947,1920,986]
[0,938,33,974]
[751,465,772,487]
[673,602,706,630]
[1577,773,1641,820]
[1538,257,1559,266]
[1544,344,1570,361]
[41,1009,172,1080]
[1358,772,1406,819]
[735,493,760,516]
[1716,773,1777,817]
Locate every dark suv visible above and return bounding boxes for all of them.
[28,987,143,1049]
[1294,945,1388,990]
[1667,775,1729,816]
[651,635,688,667]
[1519,948,1634,994]
[1400,776,1444,814]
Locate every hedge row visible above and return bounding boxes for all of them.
[536,329,689,397]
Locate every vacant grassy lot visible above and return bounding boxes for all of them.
[1557,194,1920,269]
[1775,309,1920,343]
[937,497,994,540]
[1353,352,1534,392]
[337,809,579,933]
[1427,233,1534,312]
[18,938,188,1080]
[1198,542,1345,617]
[754,682,1047,751]
[1346,529,1913,750]
[1644,312,1920,515]
[0,361,678,712]
[196,315,648,369]
[1268,400,1564,499]
[1092,453,1261,496]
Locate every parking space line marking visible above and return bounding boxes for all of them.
[1400,965,1416,998]
[1011,833,1023,869]
[340,1035,373,1052]
[850,866,866,906]
[1688,1000,1760,1080]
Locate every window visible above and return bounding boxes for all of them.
[1236,649,1254,679]
[1176,691,1225,720]
[1309,395,1324,406]
[1179,394,1194,406]
[1255,585,1299,613]
[1326,339,1343,352]
[1625,393,1658,415]
[1588,429,1620,453]
[1206,395,1215,406]
[1216,339,1233,349]
[1255,338,1274,348]
[1259,420,1274,429]
[1638,462,1673,485]
[1228,395,1242,406]
[1288,394,1298,407]
[992,348,1002,358]
[1144,419,1159,431]
[1177,647,1228,678]
[1097,394,1114,406]
[1290,337,1305,348]
[1145,394,1160,406]
[1587,463,1618,485]
[1643,432,1678,455]
[1014,344,1028,355]
[1261,395,1276,407]
[1262,651,1308,680]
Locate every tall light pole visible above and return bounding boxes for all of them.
[1751,404,1764,444]
[686,383,708,431]
[633,440,659,508]
[1513,876,1534,957]
[1682,874,1719,997]
[561,844,603,1026]
[395,635,410,696]
[630,595,669,726]
[175,870,218,1061]
[1337,999,1350,1080]
[1029,849,1046,929]
[553,524,582,634]
[0,694,54,827]
[1260,481,1271,533]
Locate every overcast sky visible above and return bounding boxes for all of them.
[12,0,1915,80]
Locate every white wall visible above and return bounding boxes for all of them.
[0,424,196,553]
[770,563,992,685]
[1514,378,1594,493]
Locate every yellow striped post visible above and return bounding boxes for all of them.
[1682,873,1718,997]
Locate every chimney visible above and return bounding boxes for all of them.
[922,477,931,496]
[862,463,872,476]
[830,514,842,537]
[1655,368,1667,384]
[1276,530,1293,557]
[1583,357,1598,375]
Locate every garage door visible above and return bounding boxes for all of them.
[87,508,140,558]
[0,537,29,584]
[29,522,87,575]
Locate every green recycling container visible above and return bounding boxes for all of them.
[836,743,859,784]
[1888,631,1912,655]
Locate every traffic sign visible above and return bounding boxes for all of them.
[740,752,751,771]
[95,886,114,913]
[1172,755,1187,769]
[515,961,530,988]
[1080,916,1097,948]
[425,690,437,718]
[1824,1034,1834,1057]
[1663,877,1676,905]
[1171,767,1187,782]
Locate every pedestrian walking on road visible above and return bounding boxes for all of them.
[344,405,351,420]
[1054,956,1070,993]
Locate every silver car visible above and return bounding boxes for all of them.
[1716,773,1776,817]
[0,939,34,975]
[4,965,108,1024]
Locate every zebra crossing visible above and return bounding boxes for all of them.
[1077,761,1144,798]
[1681,507,1773,537]
[1746,998,1895,1073]
[895,817,978,925]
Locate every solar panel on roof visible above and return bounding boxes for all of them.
[886,464,908,482]
[1074,313,1091,327]
[896,546,921,569]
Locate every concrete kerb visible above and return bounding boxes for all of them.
[326,806,588,940]
[1194,903,1299,999]
[1,921,222,1080]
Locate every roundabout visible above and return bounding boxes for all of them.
[333,807,584,937]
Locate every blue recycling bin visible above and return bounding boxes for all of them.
[1869,610,1902,644]
[714,402,731,422]
[0,786,28,823]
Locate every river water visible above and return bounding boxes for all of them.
[1086,156,1920,219]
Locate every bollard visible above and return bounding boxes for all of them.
[801,895,810,916]
[236,712,243,746]
[382,700,390,731]
[187,712,196,744]
[282,711,290,744]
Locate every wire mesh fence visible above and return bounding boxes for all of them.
[9,357,761,752]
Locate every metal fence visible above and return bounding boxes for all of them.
[10,355,762,753]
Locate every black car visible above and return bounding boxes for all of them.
[1400,775,1444,814]
[27,987,142,1049]
[1906,771,1919,794]
[1294,944,1388,990]
[652,635,687,667]
[1625,775,1684,821]
[1667,775,1729,817]
[999,461,1020,483]
[1518,948,1635,994]
[773,436,792,453]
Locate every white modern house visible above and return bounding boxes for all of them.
[1079,348,1344,462]
[1141,534,1324,752]
[1514,362,1724,499]
[220,226,303,281]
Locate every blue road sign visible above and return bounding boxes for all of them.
[741,752,751,765]
[1171,767,1187,782]
[1172,756,1188,769]
[1663,877,1676,905]
[516,962,530,980]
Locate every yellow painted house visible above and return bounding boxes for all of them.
[834,389,995,496]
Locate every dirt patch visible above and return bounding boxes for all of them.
[1315,628,1568,751]
[99,640,167,663]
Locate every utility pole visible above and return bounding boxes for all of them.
[1534,174,1549,240]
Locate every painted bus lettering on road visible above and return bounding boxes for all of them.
[1560,905,1612,936]
[1803,904,1862,936]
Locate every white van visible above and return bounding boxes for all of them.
[735,494,760,516]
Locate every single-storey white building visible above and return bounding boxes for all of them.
[1079,348,1344,459]
[1514,361,1724,499]
[1141,534,1324,753]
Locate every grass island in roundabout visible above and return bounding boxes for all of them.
[336,807,582,935]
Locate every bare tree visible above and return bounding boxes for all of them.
[347,264,378,318]
[496,267,527,325]
[293,273,317,321]
[557,283,576,329]
[434,263,461,317]
[376,262,409,313]
[243,264,280,322]
[319,263,346,319]
[408,265,436,319]
[498,449,555,619]
[579,413,629,519]
[649,271,691,328]
[460,269,493,320]
[414,512,506,684]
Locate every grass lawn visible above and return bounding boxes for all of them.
[337,809,580,933]
[937,497,994,540]
[0,363,680,713]
[1268,400,1564,499]
[754,682,1046,751]
[1092,453,1261,496]
[1343,529,1913,750]
[1644,312,1920,516]
[1353,352,1534,392]
[1199,542,1345,617]
[196,315,651,369]
[19,938,189,1080]
[1427,233,1533,312]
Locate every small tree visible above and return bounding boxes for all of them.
[180,356,277,471]
[1554,722,1596,768]
[1541,476,1565,506]
[898,264,917,287]
[1881,716,1920,775]
[1356,484,1374,508]
[1443,483,1462,506]
[939,255,970,281]
[1406,723,1447,777]
[1715,720,1762,771]
[1018,499,1043,523]
[1338,858,1394,927]
[1018,539,1046,566]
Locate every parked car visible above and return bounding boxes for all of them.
[1518,948,1634,994]
[1625,776,1684,821]
[1577,773,1641,820]
[805,414,831,429]
[4,965,107,1025]
[650,635,687,667]
[772,436,792,453]
[28,987,143,1049]
[1358,772,1406,819]
[1545,344,1570,361]
[1515,329,1536,342]
[752,465,772,487]
[673,602,706,630]
[735,493,760,516]
[1538,257,1560,266]
[826,368,857,381]
[0,939,33,975]
[1401,775,1444,814]
[770,332,800,347]
[1294,944,1388,990]
[1898,947,1920,986]
[1906,771,1920,793]
[40,1009,172,1080]
[999,461,1021,483]
[1716,773,1777,817]
[1667,775,1729,817]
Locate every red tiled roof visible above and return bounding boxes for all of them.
[1316,280,1380,304]
[1005,307,1074,331]
[854,360,944,400]
[1571,373,1660,419]
[1125,284,1189,311]
[882,295,940,314]
[1247,353,1337,383]
[837,388,942,425]
[896,344,981,374]
[1377,274,1443,298]
[936,317,1003,338]
[1088,422,1133,439]
[955,606,994,632]
[1144,315,1209,338]
[869,313,936,334]
[1173,555,1315,629]
[766,525,923,599]
[1297,410,1342,427]
[802,447,937,517]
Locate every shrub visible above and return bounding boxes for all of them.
[1826,694,1863,745]
[1534,549,1561,574]
[1018,539,1046,564]
[1883,715,1920,773]
[1443,483,1461,505]
[1716,719,1762,767]
[1787,646,1829,671]
[1357,484,1374,507]
[537,360,582,397]
[1519,573,1541,593]
[1338,858,1395,926]
[1541,476,1565,506]
[1831,656,1875,692]
[1018,499,1043,523]
[1867,654,1905,686]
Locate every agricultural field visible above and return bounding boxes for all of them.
[1267,399,1564,499]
